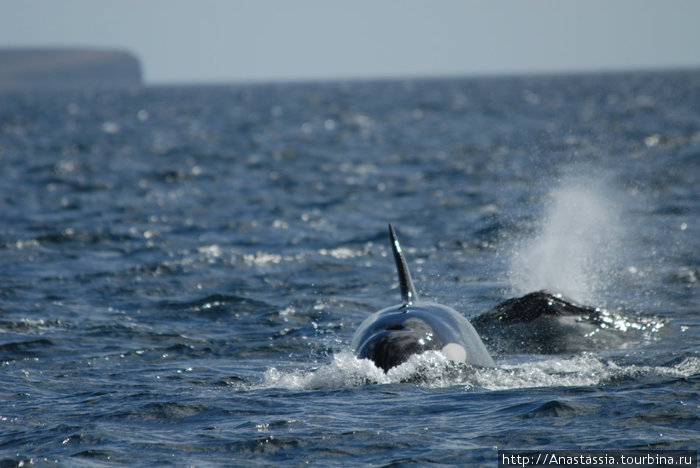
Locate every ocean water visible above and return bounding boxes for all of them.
[1,70,698,466]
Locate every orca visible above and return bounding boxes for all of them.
[472,291,643,355]
[351,224,495,372]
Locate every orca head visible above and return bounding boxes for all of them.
[351,224,494,372]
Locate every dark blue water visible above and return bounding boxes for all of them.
[1,70,698,466]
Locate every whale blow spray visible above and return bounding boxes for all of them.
[508,175,624,305]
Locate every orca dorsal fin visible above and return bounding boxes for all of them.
[388,224,419,305]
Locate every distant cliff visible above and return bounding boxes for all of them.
[0,48,142,91]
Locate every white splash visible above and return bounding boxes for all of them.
[263,351,387,390]
[262,351,465,390]
[259,352,700,392]
[475,355,700,391]
[507,174,624,304]
[474,354,613,390]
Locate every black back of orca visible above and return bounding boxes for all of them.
[351,225,494,372]
[471,291,621,355]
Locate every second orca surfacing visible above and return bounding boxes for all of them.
[351,225,495,372]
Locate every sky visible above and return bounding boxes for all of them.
[1,0,699,85]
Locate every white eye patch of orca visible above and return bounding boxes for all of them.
[441,342,467,363]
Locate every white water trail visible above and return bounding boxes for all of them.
[507,173,625,305]
[259,352,700,391]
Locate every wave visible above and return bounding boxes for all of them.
[260,351,700,392]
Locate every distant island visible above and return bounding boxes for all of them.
[0,48,142,91]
